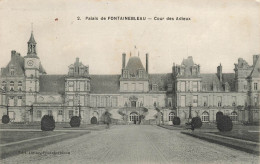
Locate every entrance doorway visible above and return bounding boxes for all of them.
[91,116,98,124]
[129,112,139,124]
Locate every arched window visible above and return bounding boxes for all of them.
[201,111,209,122]
[18,81,22,91]
[2,81,7,90]
[230,111,238,121]
[168,112,175,121]
[129,112,139,122]
[10,81,14,91]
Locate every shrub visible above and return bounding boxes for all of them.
[70,116,81,127]
[217,115,233,132]
[190,117,202,130]
[2,115,10,124]
[172,116,181,125]
[216,111,224,123]
[41,115,55,131]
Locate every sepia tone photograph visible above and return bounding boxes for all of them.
[0,0,259,163]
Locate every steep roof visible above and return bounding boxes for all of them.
[28,32,36,44]
[125,56,145,75]
[201,74,223,91]
[90,75,121,94]
[222,73,236,91]
[1,51,25,77]
[39,75,65,94]
[149,73,172,91]
[249,55,260,78]
[181,56,195,67]
[200,73,236,92]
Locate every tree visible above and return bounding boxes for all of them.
[190,117,202,131]
[41,115,55,131]
[70,116,81,127]
[2,115,10,124]
[217,115,233,132]
[172,116,181,125]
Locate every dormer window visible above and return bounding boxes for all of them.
[139,70,144,78]
[152,84,158,91]
[69,68,74,75]
[10,68,15,76]
[123,70,128,78]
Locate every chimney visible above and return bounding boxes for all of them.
[217,63,223,83]
[253,55,259,65]
[11,50,16,58]
[146,53,149,73]
[172,63,175,75]
[122,53,126,69]
[76,57,79,63]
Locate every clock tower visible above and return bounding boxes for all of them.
[24,31,41,105]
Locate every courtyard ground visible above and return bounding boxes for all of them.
[1,125,259,164]
[160,124,260,142]
[0,124,108,159]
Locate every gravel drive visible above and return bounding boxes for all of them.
[2,125,259,164]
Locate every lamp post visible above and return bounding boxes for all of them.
[188,103,192,123]
[78,102,81,119]
[6,104,9,116]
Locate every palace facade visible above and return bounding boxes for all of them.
[0,32,259,124]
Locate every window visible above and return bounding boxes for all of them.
[138,83,144,91]
[180,82,186,92]
[87,82,90,91]
[203,96,208,107]
[230,112,238,121]
[180,95,186,107]
[69,110,74,118]
[58,110,63,115]
[139,70,143,78]
[192,81,198,92]
[10,68,15,76]
[217,96,222,107]
[193,95,198,107]
[2,81,6,91]
[168,98,172,107]
[254,83,258,90]
[124,97,128,107]
[232,96,236,106]
[201,111,209,122]
[169,112,175,121]
[123,70,128,78]
[80,82,84,91]
[68,82,74,91]
[18,81,22,91]
[254,97,258,106]
[10,81,14,91]
[152,84,158,91]
[9,97,14,106]
[69,68,74,75]
[112,97,118,107]
[123,83,128,91]
[153,98,157,107]
[132,83,136,91]
[17,96,22,106]
[80,96,84,106]
[37,111,42,118]
[48,110,52,116]
[106,97,110,107]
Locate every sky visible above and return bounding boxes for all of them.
[0,0,259,75]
